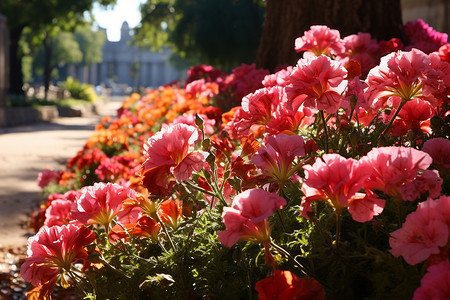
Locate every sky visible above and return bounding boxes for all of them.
[91,0,146,42]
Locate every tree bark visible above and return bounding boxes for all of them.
[43,32,52,100]
[8,25,25,95]
[256,0,405,72]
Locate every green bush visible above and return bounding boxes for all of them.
[61,77,98,102]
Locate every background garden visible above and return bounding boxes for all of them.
[0,0,449,299]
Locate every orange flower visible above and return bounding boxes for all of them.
[158,199,183,229]
[255,270,325,300]
[109,215,161,242]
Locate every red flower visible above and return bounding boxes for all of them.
[255,270,325,300]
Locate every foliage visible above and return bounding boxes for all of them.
[25,21,450,300]
[134,0,265,71]
[0,0,116,95]
[60,77,98,102]
[74,23,107,67]
[30,30,83,80]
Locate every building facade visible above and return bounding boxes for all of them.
[69,21,182,89]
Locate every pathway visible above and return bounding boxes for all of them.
[0,97,124,250]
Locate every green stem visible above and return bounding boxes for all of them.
[335,212,341,246]
[320,110,329,153]
[183,181,216,197]
[269,241,311,277]
[310,214,329,243]
[96,255,131,279]
[380,98,407,138]
[184,180,228,206]
[67,270,89,297]
[156,213,177,252]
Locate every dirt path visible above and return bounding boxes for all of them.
[0,98,124,250]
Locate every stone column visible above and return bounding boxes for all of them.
[140,61,147,88]
[150,62,157,88]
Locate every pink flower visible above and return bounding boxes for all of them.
[95,157,124,181]
[389,197,449,265]
[366,49,443,110]
[37,168,60,189]
[217,189,286,247]
[286,55,348,113]
[397,170,442,201]
[422,137,450,171]
[413,260,450,300]
[172,112,216,136]
[142,123,205,187]
[342,76,369,110]
[44,199,74,227]
[265,102,315,135]
[346,190,385,223]
[386,99,435,137]
[301,154,377,222]
[378,38,404,57]
[224,86,286,138]
[185,78,219,100]
[227,63,269,104]
[363,146,433,202]
[294,25,345,57]
[262,66,293,88]
[71,182,137,227]
[185,64,225,84]
[338,32,379,74]
[20,224,96,288]
[404,19,448,54]
[437,43,450,62]
[241,87,284,126]
[251,133,305,184]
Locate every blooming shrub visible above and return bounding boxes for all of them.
[24,20,450,300]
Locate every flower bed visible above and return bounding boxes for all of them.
[23,19,449,299]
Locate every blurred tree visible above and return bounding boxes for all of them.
[74,24,107,82]
[255,0,405,72]
[74,24,106,67]
[31,30,83,82]
[0,0,115,96]
[134,0,265,71]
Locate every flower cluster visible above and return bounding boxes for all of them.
[25,20,450,299]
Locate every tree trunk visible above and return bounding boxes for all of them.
[43,32,52,100]
[8,25,25,95]
[256,0,405,72]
